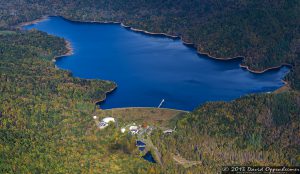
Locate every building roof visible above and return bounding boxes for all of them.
[98,121,108,129]
[129,125,138,130]
[163,129,174,133]
[102,117,115,123]
[136,140,146,147]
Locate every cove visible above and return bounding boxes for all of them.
[23,16,289,111]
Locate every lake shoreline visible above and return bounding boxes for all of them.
[16,15,49,29]
[51,36,118,105]
[101,106,189,113]
[18,15,291,76]
[52,40,74,63]
[19,16,291,104]
[63,17,292,76]
[95,84,118,107]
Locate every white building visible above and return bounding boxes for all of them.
[163,126,176,134]
[163,129,174,134]
[129,125,139,134]
[98,117,115,129]
[98,121,108,129]
[102,117,115,123]
[121,128,126,133]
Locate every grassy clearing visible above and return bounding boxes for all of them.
[0,30,16,35]
[94,107,187,128]
[172,153,202,168]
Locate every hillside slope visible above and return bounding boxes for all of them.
[151,92,300,173]
[0,1,299,173]
[0,0,299,89]
[0,31,150,173]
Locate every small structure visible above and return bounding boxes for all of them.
[129,125,139,134]
[136,140,146,147]
[136,140,146,151]
[102,117,115,123]
[158,99,165,108]
[98,121,108,129]
[141,122,148,128]
[98,117,115,129]
[121,128,126,133]
[163,126,176,134]
[163,129,174,134]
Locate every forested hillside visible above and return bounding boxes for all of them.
[151,92,300,173]
[0,31,147,173]
[0,0,299,89]
[0,0,299,173]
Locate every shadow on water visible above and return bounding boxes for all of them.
[96,87,118,108]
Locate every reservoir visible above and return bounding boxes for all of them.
[23,16,289,111]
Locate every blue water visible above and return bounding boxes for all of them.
[136,140,146,151]
[136,140,146,146]
[139,147,146,151]
[23,16,289,111]
[143,151,156,163]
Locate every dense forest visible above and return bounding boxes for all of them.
[0,0,299,173]
[0,0,299,89]
[151,92,300,173]
[0,31,149,173]
[1,30,177,173]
